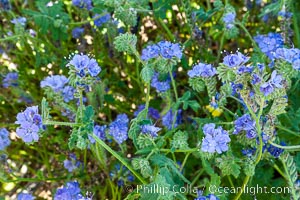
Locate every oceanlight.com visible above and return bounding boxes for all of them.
[127,184,292,195]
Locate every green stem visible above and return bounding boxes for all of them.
[43,120,82,127]
[160,148,199,153]
[292,2,300,48]
[235,21,259,50]
[180,152,191,172]
[268,141,300,150]
[92,135,147,184]
[273,164,287,180]
[233,175,250,200]
[0,34,23,42]
[190,169,204,187]
[157,18,175,41]
[169,70,179,129]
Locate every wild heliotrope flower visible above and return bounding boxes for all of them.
[187,63,216,78]
[68,54,101,78]
[72,0,92,10]
[11,17,26,26]
[17,193,35,200]
[254,33,284,60]
[2,72,18,88]
[88,125,106,144]
[0,128,10,150]
[260,70,283,96]
[0,0,11,10]
[162,109,182,130]
[201,123,230,154]
[94,13,111,27]
[251,73,261,85]
[233,114,256,138]
[40,75,68,92]
[222,12,236,29]
[274,47,300,70]
[62,86,75,103]
[141,41,182,61]
[109,114,129,144]
[133,104,160,120]
[72,27,84,39]
[223,52,249,68]
[157,41,182,59]
[141,44,160,61]
[141,125,161,137]
[151,72,171,93]
[15,106,44,143]
[54,181,82,200]
[63,154,81,172]
[195,190,220,200]
[267,142,285,158]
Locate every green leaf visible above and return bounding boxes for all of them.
[83,105,94,123]
[216,155,241,178]
[171,131,189,150]
[114,33,137,54]
[141,66,154,83]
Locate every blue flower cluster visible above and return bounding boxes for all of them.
[187,63,216,78]
[0,0,11,10]
[109,114,129,144]
[222,12,236,29]
[162,109,182,130]
[141,125,161,137]
[15,106,44,143]
[233,114,256,139]
[133,104,160,120]
[88,124,106,143]
[0,128,10,150]
[141,41,182,61]
[267,143,285,158]
[260,70,283,96]
[72,0,92,10]
[54,181,91,200]
[72,27,84,39]
[11,17,26,26]
[2,72,18,88]
[68,54,101,77]
[201,123,230,154]
[94,13,111,27]
[63,153,82,172]
[151,72,171,93]
[223,52,249,68]
[254,33,284,60]
[274,47,300,70]
[17,193,35,200]
[41,75,68,92]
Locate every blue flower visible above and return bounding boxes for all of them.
[237,65,253,74]
[157,41,182,59]
[270,70,283,88]
[188,63,216,78]
[254,33,284,60]
[201,123,230,154]
[141,44,160,61]
[69,54,90,71]
[87,58,101,77]
[222,12,236,29]
[72,27,84,39]
[72,0,92,10]
[40,75,68,92]
[94,13,111,27]
[151,72,171,93]
[260,82,274,96]
[63,154,81,172]
[133,104,160,120]
[233,114,256,135]
[141,125,161,137]
[54,181,82,200]
[242,148,256,157]
[89,125,106,144]
[223,52,249,68]
[11,17,26,26]
[17,193,35,200]
[109,114,129,144]
[62,86,75,103]
[274,47,300,70]
[2,72,18,88]
[0,128,10,150]
[267,142,285,158]
[15,106,44,143]
[162,109,182,130]
[251,73,261,85]
[0,0,11,10]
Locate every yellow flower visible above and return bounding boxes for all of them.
[205,105,223,117]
